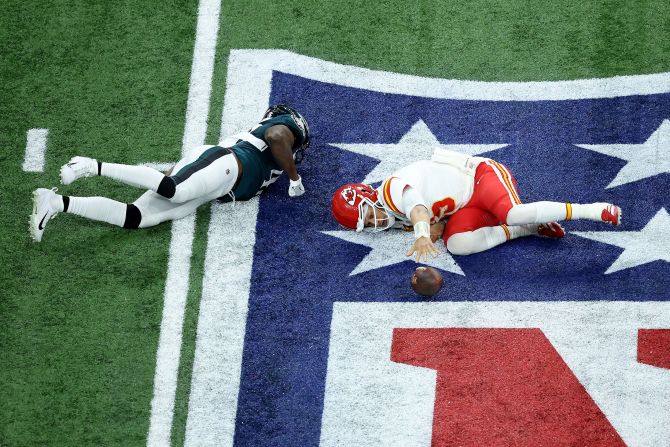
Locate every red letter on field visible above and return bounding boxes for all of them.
[390,328,624,446]
[638,329,670,369]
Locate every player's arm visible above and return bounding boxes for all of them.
[396,185,439,262]
[406,205,440,262]
[266,125,304,197]
[266,125,298,180]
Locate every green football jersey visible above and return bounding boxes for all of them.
[221,114,307,202]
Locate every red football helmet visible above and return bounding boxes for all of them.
[331,183,393,232]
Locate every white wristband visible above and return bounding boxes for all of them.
[289,175,302,186]
[413,221,430,239]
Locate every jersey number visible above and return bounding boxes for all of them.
[431,197,456,222]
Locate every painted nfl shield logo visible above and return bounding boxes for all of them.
[184,50,670,446]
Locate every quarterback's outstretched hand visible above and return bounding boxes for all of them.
[406,236,440,263]
[288,176,305,197]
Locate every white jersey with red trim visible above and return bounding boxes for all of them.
[376,159,481,225]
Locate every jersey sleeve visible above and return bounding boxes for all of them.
[400,185,428,218]
[380,176,427,217]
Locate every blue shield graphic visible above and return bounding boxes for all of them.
[188,51,670,446]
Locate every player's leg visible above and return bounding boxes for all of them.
[30,187,144,242]
[506,201,621,226]
[58,190,211,231]
[29,186,214,242]
[131,190,211,228]
[473,160,621,227]
[58,145,231,202]
[443,207,527,255]
[164,147,239,203]
[60,155,166,190]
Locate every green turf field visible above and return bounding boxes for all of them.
[1,1,669,445]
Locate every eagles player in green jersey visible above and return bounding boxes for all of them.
[30,105,310,242]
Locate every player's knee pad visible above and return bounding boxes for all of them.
[123,204,142,229]
[157,176,176,199]
[446,232,475,256]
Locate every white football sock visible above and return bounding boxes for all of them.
[66,196,126,227]
[447,224,534,255]
[570,203,608,221]
[51,194,65,212]
[506,201,606,225]
[100,162,165,191]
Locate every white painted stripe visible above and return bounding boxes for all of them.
[184,54,270,447]
[147,216,195,447]
[180,0,221,153]
[185,50,670,447]
[23,128,48,172]
[185,199,259,446]
[147,0,221,445]
[228,49,670,100]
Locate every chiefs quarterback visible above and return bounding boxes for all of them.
[331,149,621,262]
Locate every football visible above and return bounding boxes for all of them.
[410,266,444,297]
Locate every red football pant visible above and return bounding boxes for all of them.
[443,160,521,243]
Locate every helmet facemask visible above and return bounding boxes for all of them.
[357,198,395,233]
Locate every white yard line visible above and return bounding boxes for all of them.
[146,0,221,446]
[183,49,670,447]
[147,216,196,447]
[22,128,48,172]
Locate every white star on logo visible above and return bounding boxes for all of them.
[575,120,670,188]
[330,119,508,184]
[322,230,464,276]
[572,208,670,274]
[324,119,507,276]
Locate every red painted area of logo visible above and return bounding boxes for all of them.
[390,328,625,447]
[638,329,670,369]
